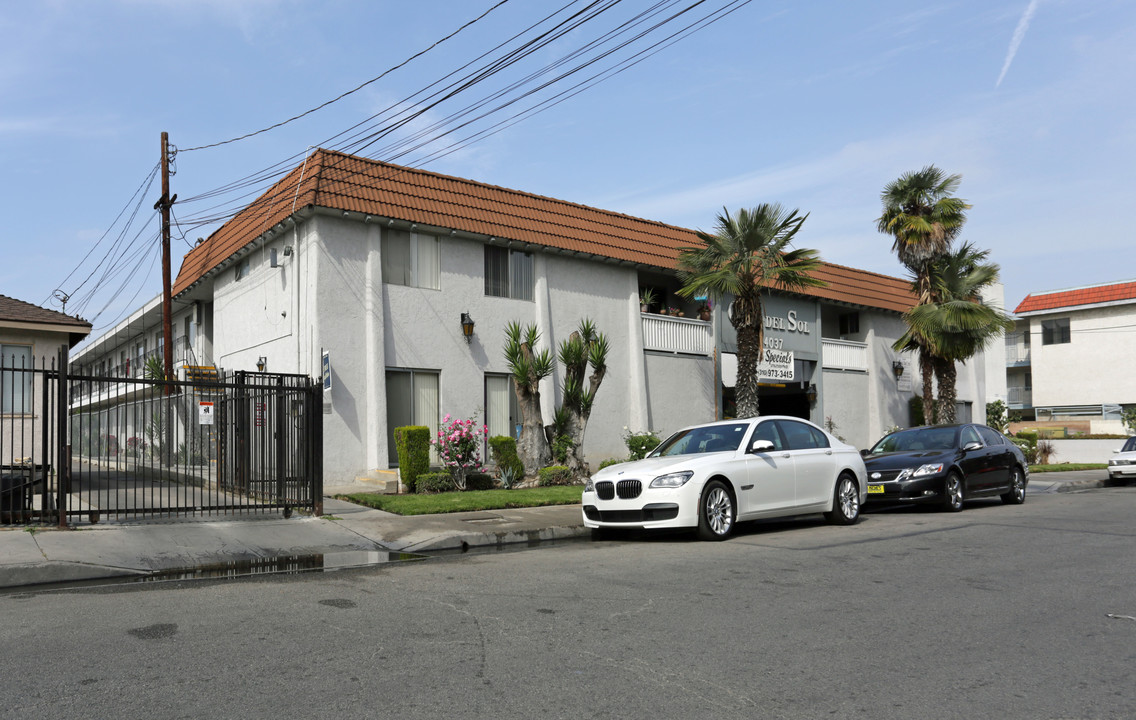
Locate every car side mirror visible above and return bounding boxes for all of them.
[962,441,982,452]
[749,439,775,454]
[859,448,869,457]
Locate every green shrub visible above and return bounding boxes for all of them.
[416,471,455,494]
[488,435,524,480]
[1016,430,1038,445]
[909,396,925,427]
[597,458,623,471]
[623,429,661,460]
[465,472,495,491]
[394,425,431,493]
[552,435,574,464]
[537,465,575,486]
[986,400,1009,433]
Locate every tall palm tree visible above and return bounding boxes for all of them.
[877,166,971,301]
[678,205,826,419]
[896,242,1015,423]
[877,166,971,421]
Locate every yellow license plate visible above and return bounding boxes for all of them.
[867,484,885,494]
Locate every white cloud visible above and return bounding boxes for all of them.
[996,0,1041,88]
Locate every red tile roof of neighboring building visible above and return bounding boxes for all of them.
[175,149,916,313]
[1014,280,1136,314]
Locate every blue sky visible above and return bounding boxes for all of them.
[3,0,1133,333]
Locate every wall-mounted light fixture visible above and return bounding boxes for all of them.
[806,383,818,404]
[256,356,267,372]
[892,360,905,379]
[460,313,475,344]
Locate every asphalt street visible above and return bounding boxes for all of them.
[1,483,1133,720]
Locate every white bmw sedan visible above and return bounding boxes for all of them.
[582,416,867,541]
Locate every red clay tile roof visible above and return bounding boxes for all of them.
[0,294,92,330]
[175,149,915,312]
[1014,280,1136,314]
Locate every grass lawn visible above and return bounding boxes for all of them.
[335,485,583,516]
[1028,463,1107,473]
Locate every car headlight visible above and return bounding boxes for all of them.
[896,463,945,481]
[585,478,595,492]
[649,471,693,488]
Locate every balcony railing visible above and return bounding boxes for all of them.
[1008,386,1032,407]
[821,338,868,372]
[641,313,712,355]
[1006,345,1031,365]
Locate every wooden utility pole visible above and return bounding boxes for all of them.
[157,132,176,391]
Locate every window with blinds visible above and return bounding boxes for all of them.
[382,229,440,290]
[484,246,533,300]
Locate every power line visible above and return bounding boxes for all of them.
[179,0,513,153]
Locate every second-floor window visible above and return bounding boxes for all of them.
[382,229,440,289]
[484,246,533,300]
[1041,318,1070,345]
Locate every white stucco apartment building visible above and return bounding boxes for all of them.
[1006,278,1136,432]
[71,150,993,483]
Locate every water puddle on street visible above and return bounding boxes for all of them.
[4,550,427,593]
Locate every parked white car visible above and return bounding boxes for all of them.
[582,416,867,541]
[1108,436,1136,483]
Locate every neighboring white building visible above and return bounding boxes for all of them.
[72,150,993,482]
[1008,278,1136,433]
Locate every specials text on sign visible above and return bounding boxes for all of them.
[757,349,795,381]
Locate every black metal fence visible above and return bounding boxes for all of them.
[1,350,322,525]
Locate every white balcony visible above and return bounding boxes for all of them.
[641,313,713,355]
[1008,386,1033,407]
[1006,344,1031,365]
[821,338,868,372]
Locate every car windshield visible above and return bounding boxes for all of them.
[869,426,959,454]
[650,423,750,457]
[1123,437,1136,453]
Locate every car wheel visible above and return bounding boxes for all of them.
[696,480,735,541]
[941,473,965,512]
[1000,466,1026,505]
[825,473,860,525]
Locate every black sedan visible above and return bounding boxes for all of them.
[862,424,1029,512]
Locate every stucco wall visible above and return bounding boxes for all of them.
[1,328,71,466]
[1028,304,1136,407]
[286,215,667,481]
[643,351,717,442]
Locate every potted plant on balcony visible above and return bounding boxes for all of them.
[697,300,712,321]
[638,288,657,313]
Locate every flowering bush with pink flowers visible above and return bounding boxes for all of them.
[432,414,488,490]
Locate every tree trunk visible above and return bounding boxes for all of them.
[564,359,606,480]
[934,358,958,424]
[919,349,935,426]
[514,384,550,477]
[735,321,763,419]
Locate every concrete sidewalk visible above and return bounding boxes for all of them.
[0,470,1112,590]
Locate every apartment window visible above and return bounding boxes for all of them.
[838,312,860,336]
[484,246,533,300]
[382,229,440,289]
[235,258,250,280]
[1041,318,1070,345]
[1,344,33,414]
[385,369,440,466]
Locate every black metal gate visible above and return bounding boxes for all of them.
[1,349,322,525]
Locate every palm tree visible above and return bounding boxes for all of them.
[877,166,971,421]
[896,242,1015,423]
[677,205,827,419]
[877,166,971,302]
